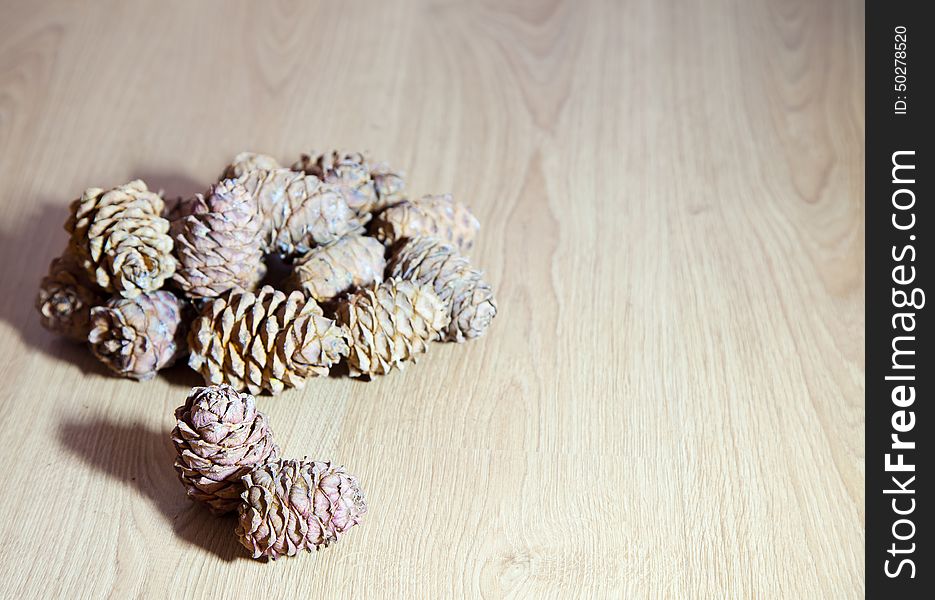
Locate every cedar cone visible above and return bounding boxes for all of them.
[172,179,265,299]
[287,234,386,302]
[235,168,365,257]
[65,180,176,298]
[221,151,282,180]
[236,459,366,560]
[35,253,105,341]
[88,290,187,380]
[292,150,377,214]
[388,237,497,342]
[336,278,449,378]
[370,193,479,252]
[172,384,280,514]
[188,285,349,395]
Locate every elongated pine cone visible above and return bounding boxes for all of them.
[172,179,265,299]
[188,285,349,394]
[172,384,280,514]
[292,150,377,214]
[221,151,282,180]
[337,278,449,377]
[236,459,366,560]
[36,254,104,341]
[288,234,386,302]
[389,237,497,342]
[65,180,176,298]
[236,168,364,256]
[88,290,186,380]
[371,194,479,252]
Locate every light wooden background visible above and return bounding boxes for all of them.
[0,0,864,598]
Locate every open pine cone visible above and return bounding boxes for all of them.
[235,168,364,257]
[36,253,104,341]
[292,150,377,214]
[336,278,449,378]
[172,384,280,514]
[172,179,265,299]
[88,290,187,380]
[287,234,386,303]
[65,180,176,298]
[236,459,367,560]
[370,193,479,252]
[188,286,349,395]
[388,236,497,342]
[221,151,282,180]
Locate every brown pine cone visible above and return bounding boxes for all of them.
[287,234,386,302]
[236,459,366,560]
[236,168,365,257]
[171,384,280,514]
[292,150,377,214]
[336,278,449,378]
[172,179,265,299]
[221,151,282,180]
[65,180,176,298]
[35,254,105,341]
[370,194,479,252]
[388,237,497,342]
[188,285,349,395]
[88,290,187,380]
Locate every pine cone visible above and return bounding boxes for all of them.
[35,254,105,341]
[188,285,349,394]
[88,290,187,380]
[370,161,407,209]
[172,384,280,514]
[336,278,449,378]
[236,168,364,256]
[221,151,282,180]
[370,194,479,252]
[287,234,386,302]
[172,179,265,299]
[65,180,176,298]
[292,150,377,214]
[388,237,497,342]
[236,459,366,560]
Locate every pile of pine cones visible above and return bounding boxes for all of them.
[172,383,366,560]
[36,151,498,391]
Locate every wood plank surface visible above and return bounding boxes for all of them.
[0,0,864,597]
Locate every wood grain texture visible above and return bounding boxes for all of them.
[0,0,864,597]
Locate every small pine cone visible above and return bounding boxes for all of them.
[172,384,280,514]
[370,161,407,209]
[337,278,449,378]
[188,285,349,395]
[370,194,480,253]
[36,254,105,341]
[172,179,265,299]
[236,459,366,560]
[88,290,187,380]
[292,150,377,214]
[236,168,365,257]
[389,237,497,342]
[221,151,282,180]
[287,235,386,302]
[65,180,176,298]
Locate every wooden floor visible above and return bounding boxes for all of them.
[0,0,864,597]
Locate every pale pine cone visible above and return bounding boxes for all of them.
[88,290,186,380]
[388,236,497,342]
[287,234,386,302]
[65,180,176,298]
[336,278,449,377]
[292,150,377,214]
[188,286,349,395]
[370,193,479,252]
[221,151,282,180]
[171,384,280,514]
[236,459,366,560]
[35,253,104,341]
